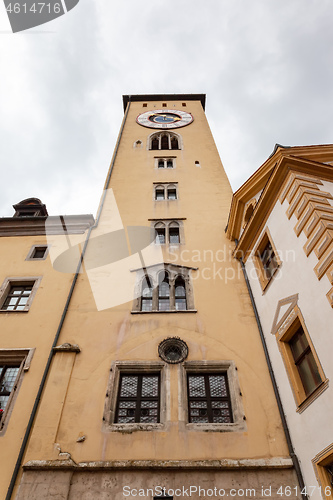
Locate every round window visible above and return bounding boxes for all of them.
[158,337,188,364]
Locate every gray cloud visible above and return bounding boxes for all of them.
[0,0,332,217]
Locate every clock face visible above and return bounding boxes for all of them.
[136,109,193,129]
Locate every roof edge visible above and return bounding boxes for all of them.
[122,94,206,112]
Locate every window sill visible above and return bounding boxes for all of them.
[0,309,29,313]
[296,378,329,414]
[105,423,164,433]
[186,421,246,432]
[131,309,197,314]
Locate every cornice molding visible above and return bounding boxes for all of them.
[0,214,95,237]
[231,156,333,260]
[227,144,333,243]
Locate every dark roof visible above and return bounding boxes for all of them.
[122,94,206,112]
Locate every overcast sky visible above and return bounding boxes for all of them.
[0,0,332,218]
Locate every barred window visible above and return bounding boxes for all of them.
[0,365,20,419]
[115,373,160,424]
[187,373,233,424]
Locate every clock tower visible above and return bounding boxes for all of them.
[12,94,300,499]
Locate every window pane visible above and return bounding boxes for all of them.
[161,135,169,149]
[119,376,138,398]
[158,160,164,168]
[298,352,322,396]
[188,373,233,424]
[155,229,165,244]
[33,247,47,259]
[169,228,180,244]
[167,160,173,168]
[156,189,165,201]
[167,189,177,200]
[116,374,160,424]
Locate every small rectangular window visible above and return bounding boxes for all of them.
[253,228,281,291]
[26,245,49,261]
[143,103,147,107]
[166,159,173,168]
[162,103,167,107]
[1,284,33,311]
[115,373,160,424]
[187,373,233,424]
[0,277,41,313]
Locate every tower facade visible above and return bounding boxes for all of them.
[6,95,300,499]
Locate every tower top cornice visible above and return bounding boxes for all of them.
[122,93,206,112]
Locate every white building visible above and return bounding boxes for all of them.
[227,144,333,500]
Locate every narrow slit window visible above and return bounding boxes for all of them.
[141,277,153,312]
[175,277,187,310]
[161,135,169,150]
[158,273,170,311]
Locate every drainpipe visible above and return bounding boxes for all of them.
[6,98,132,500]
[236,245,307,499]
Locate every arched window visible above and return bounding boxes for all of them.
[141,276,153,311]
[155,186,165,201]
[175,276,187,310]
[161,135,169,150]
[149,132,181,151]
[133,264,195,312]
[171,136,179,150]
[154,222,166,244]
[169,221,180,244]
[167,185,177,200]
[151,137,159,150]
[158,272,170,311]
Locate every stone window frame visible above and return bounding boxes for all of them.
[103,360,168,433]
[131,263,196,314]
[148,131,183,151]
[154,157,176,170]
[252,227,282,292]
[153,182,178,201]
[0,276,42,313]
[312,443,333,497]
[25,244,50,261]
[133,140,143,149]
[150,219,185,246]
[274,305,328,413]
[0,348,35,435]
[179,360,246,432]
